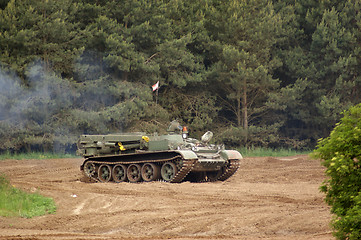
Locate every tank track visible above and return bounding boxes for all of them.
[82,157,197,183]
[170,159,197,183]
[217,159,240,181]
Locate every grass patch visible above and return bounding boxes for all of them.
[0,174,56,218]
[0,152,76,160]
[238,147,311,157]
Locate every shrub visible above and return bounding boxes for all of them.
[312,103,361,239]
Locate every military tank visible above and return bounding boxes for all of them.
[77,121,242,183]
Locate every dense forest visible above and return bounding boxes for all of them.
[0,0,360,153]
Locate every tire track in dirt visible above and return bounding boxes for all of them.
[0,156,332,240]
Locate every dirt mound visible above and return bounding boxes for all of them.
[0,156,332,239]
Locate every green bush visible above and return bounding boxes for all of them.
[312,103,361,239]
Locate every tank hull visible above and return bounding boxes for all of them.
[77,122,242,183]
[80,150,241,183]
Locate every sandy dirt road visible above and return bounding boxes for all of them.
[0,155,333,240]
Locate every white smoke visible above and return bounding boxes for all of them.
[0,61,76,152]
[0,68,23,119]
[0,54,152,153]
[0,61,72,125]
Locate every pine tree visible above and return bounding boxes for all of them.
[0,0,84,78]
[205,0,282,131]
[269,0,361,146]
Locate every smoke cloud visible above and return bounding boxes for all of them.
[0,55,151,153]
[0,61,77,152]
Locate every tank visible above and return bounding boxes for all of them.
[77,121,242,183]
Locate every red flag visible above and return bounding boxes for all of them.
[152,81,159,91]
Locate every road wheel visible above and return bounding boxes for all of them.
[127,164,142,183]
[141,163,160,182]
[98,164,112,182]
[112,164,127,183]
[161,162,177,182]
[83,161,96,178]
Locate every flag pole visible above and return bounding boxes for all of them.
[152,81,160,122]
[156,87,159,105]
[155,88,158,122]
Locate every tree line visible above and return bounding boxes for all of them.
[0,0,360,153]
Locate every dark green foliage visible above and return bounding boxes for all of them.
[273,0,361,146]
[0,0,361,153]
[0,0,84,78]
[218,124,283,149]
[313,103,361,239]
[205,0,282,129]
[159,87,219,138]
[0,0,9,9]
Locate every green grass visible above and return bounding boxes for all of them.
[0,152,76,160]
[0,174,56,218]
[238,147,311,157]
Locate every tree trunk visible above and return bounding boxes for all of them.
[241,81,248,146]
[236,82,248,130]
[123,71,129,81]
[237,88,241,127]
[242,81,248,130]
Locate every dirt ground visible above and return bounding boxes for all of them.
[0,155,333,240]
